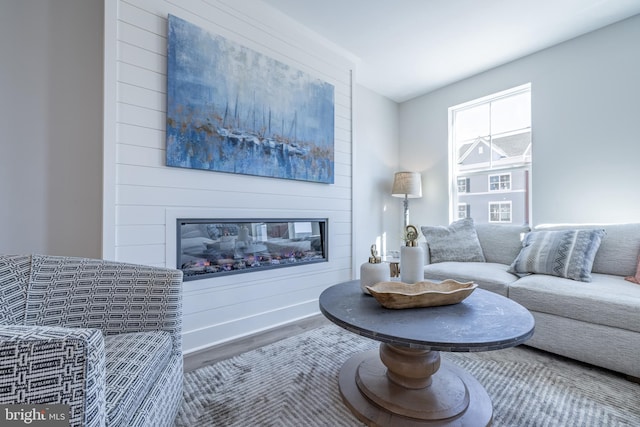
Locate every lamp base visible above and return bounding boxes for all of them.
[403,195,409,230]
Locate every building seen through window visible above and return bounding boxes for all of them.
[449,84,531,224]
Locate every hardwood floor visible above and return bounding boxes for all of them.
[183,314,330,372]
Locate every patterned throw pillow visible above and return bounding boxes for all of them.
[625,256,640,284]
[421,218,486,264]
[509,229,605,282]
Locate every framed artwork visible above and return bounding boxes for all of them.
[166,15,335,184]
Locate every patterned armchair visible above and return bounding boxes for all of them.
[0,254,183,427]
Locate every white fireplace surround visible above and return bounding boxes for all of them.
[166,207,347,353]
[103,0,355,353]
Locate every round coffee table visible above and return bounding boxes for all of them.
[319,280,535,426]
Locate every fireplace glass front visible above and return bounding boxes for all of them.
[177,218,328,281]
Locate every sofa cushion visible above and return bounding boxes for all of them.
[535,223,640,277]
[180,236,215,252]
[508,273,640,333]
[104,331,173,427]
[423,262,518,297]
[509,229,605,282]
[626,256,640,284]
[421,218,485,263]
[474,224,530,265]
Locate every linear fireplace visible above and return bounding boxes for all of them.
[177,218,328,281]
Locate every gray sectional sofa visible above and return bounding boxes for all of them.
[419,220,640,380]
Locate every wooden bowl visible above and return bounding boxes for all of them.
[365,280,478,309]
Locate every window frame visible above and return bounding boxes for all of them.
[448,83,532,224]
[488,173,511,192]
[457,203,470,220]
[488,201,512,223]
[457,177,469,193]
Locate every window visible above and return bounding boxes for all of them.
[457,177,470,193]
[449,84,531,224]
[489,173,511,191]
[458,203,470,219]
[489,202,512,223]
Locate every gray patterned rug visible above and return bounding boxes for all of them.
[175,324,640,426]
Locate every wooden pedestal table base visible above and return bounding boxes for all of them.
[338,344,492,426]
[319,281,534,427]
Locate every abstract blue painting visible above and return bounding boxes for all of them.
[166,15,335,184]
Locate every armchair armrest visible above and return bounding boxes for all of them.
[0,324,105,427]
[25,255,183,354]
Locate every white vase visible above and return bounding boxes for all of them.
[360,261,390,294]
[400,245,424,284]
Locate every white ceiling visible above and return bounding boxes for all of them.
[261,0,640,102]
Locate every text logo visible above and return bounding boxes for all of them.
[1,405,69,426]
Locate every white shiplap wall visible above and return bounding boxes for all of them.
[104,0,355,353]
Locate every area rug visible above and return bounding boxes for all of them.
[175,324,640,426]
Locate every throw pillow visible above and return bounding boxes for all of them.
[421,218,486,264]
[625,255,640,284]
[508,229,606,282]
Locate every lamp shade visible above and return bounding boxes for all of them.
[391,172,422,198]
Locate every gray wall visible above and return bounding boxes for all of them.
[353,84,401,264]
[400,14,640,227]
[0,0,103,257]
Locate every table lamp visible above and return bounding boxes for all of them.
[391,171,422,230]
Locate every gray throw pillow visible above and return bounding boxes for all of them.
[474,223,530,265]
[508,229,606,282]
[421,218,486,264]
